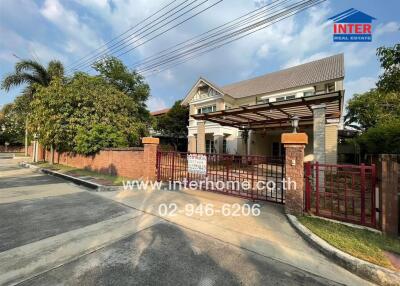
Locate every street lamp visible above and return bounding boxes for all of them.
[291,116,300,133]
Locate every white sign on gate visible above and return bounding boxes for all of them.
[187,154,207,175]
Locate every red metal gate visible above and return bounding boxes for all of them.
[304,162,378,228]
[157,151,285,203]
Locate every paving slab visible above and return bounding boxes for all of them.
[20,223,342,286]
[0,212,161,286]
[0,191,131,252]
[95,188,373,285]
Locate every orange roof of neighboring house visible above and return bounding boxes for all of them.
[150,108,170,116]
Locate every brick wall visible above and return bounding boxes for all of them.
[43,147,146,179]
[0,146,25,153]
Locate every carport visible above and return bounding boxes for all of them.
[191,91,344,164]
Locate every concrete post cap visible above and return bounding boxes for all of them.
[142,137,160,144]
[281,133,308,144]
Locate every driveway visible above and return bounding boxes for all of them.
[0,156,372,285]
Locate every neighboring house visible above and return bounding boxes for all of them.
[150,108,187,151]
[181,54,345,164]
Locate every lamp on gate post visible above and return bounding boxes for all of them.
[291,116,300,133]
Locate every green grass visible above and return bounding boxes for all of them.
[298,215,400,270]
[33,162,127,186]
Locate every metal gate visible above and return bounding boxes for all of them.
[304,162,378,228]
[157,151,285,203]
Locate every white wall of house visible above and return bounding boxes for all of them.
[184,78,342,162]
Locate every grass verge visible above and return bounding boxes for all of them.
[33,162,126,185]
[298,215,400,270]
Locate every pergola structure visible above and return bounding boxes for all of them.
[191,91,344,164]
[191,91,344,130]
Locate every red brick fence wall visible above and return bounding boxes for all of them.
[30,137,160,180]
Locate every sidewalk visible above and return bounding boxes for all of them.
[94,187,373,286]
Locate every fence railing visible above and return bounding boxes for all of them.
[157,151,285,203]
[304,162,378,229]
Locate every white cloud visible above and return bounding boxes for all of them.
[375,21,400,37]
[147,96,167,111]
[345,76,376,102]
[40,0,104,55]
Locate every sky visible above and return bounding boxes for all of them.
[0,0,399,111]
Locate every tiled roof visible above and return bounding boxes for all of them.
[150,108,170,116]
[221,54,344,98]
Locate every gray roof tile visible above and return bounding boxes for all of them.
[221,54,344,98]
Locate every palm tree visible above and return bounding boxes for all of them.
[1,59,65,162]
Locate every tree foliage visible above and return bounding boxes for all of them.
[92,56,150,121]
[154,100,188,138]
[30,74,148,155]
[357,119,400,154]
[376,44,400,92]
[1,59,64,92]
[345,89,400,131]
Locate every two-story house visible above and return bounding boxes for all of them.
[180,54,344,164]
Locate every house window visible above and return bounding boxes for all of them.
[326,83,335,92]
[304,91,314,97]
[206,139,215,153]
[197,105,216,114]
[275,94,295,102]
[223,139,227,153]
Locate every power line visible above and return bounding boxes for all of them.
[130,0,288,70]
[142,0,326,76]
[68,0,219,74]
[137,0,320,74]
[66,0,181,69]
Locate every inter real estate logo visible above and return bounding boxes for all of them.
[328,8,376,42]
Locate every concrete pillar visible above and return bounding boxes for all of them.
[188,135,196,153]
[379,154,399,235]
[247,130,253,156]
[142,137,159,181]
[196,121,205,153]
[325,123,338,165]
[312,104,326,163]
[214,134,223,154]
[281,133,308,215]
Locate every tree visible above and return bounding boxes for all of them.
[376,44,400,92]
[92,56,150,122]
[1,59,65,160]
[357,119,400,154]
[0,103,25,145]
[30,74,148,156]
[154,100,188,150]
[1,59,64,92]
[345,89,400,131]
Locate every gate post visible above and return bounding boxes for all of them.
[378,154,399,235]
[142,137,160,181]
[281,133,308,216]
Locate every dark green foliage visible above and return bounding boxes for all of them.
[30,74,148,155]
[357,119,400,154]
[155,100,189,138]
[376,44,400,92]
[345,90,400,131]
[92,56,150,122]
[1,59,64,91]
[74,124,128,155]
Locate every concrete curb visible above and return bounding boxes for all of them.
[19,162,121,192]
[286,214,400,286]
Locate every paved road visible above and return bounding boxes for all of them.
[0,156,371,285]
